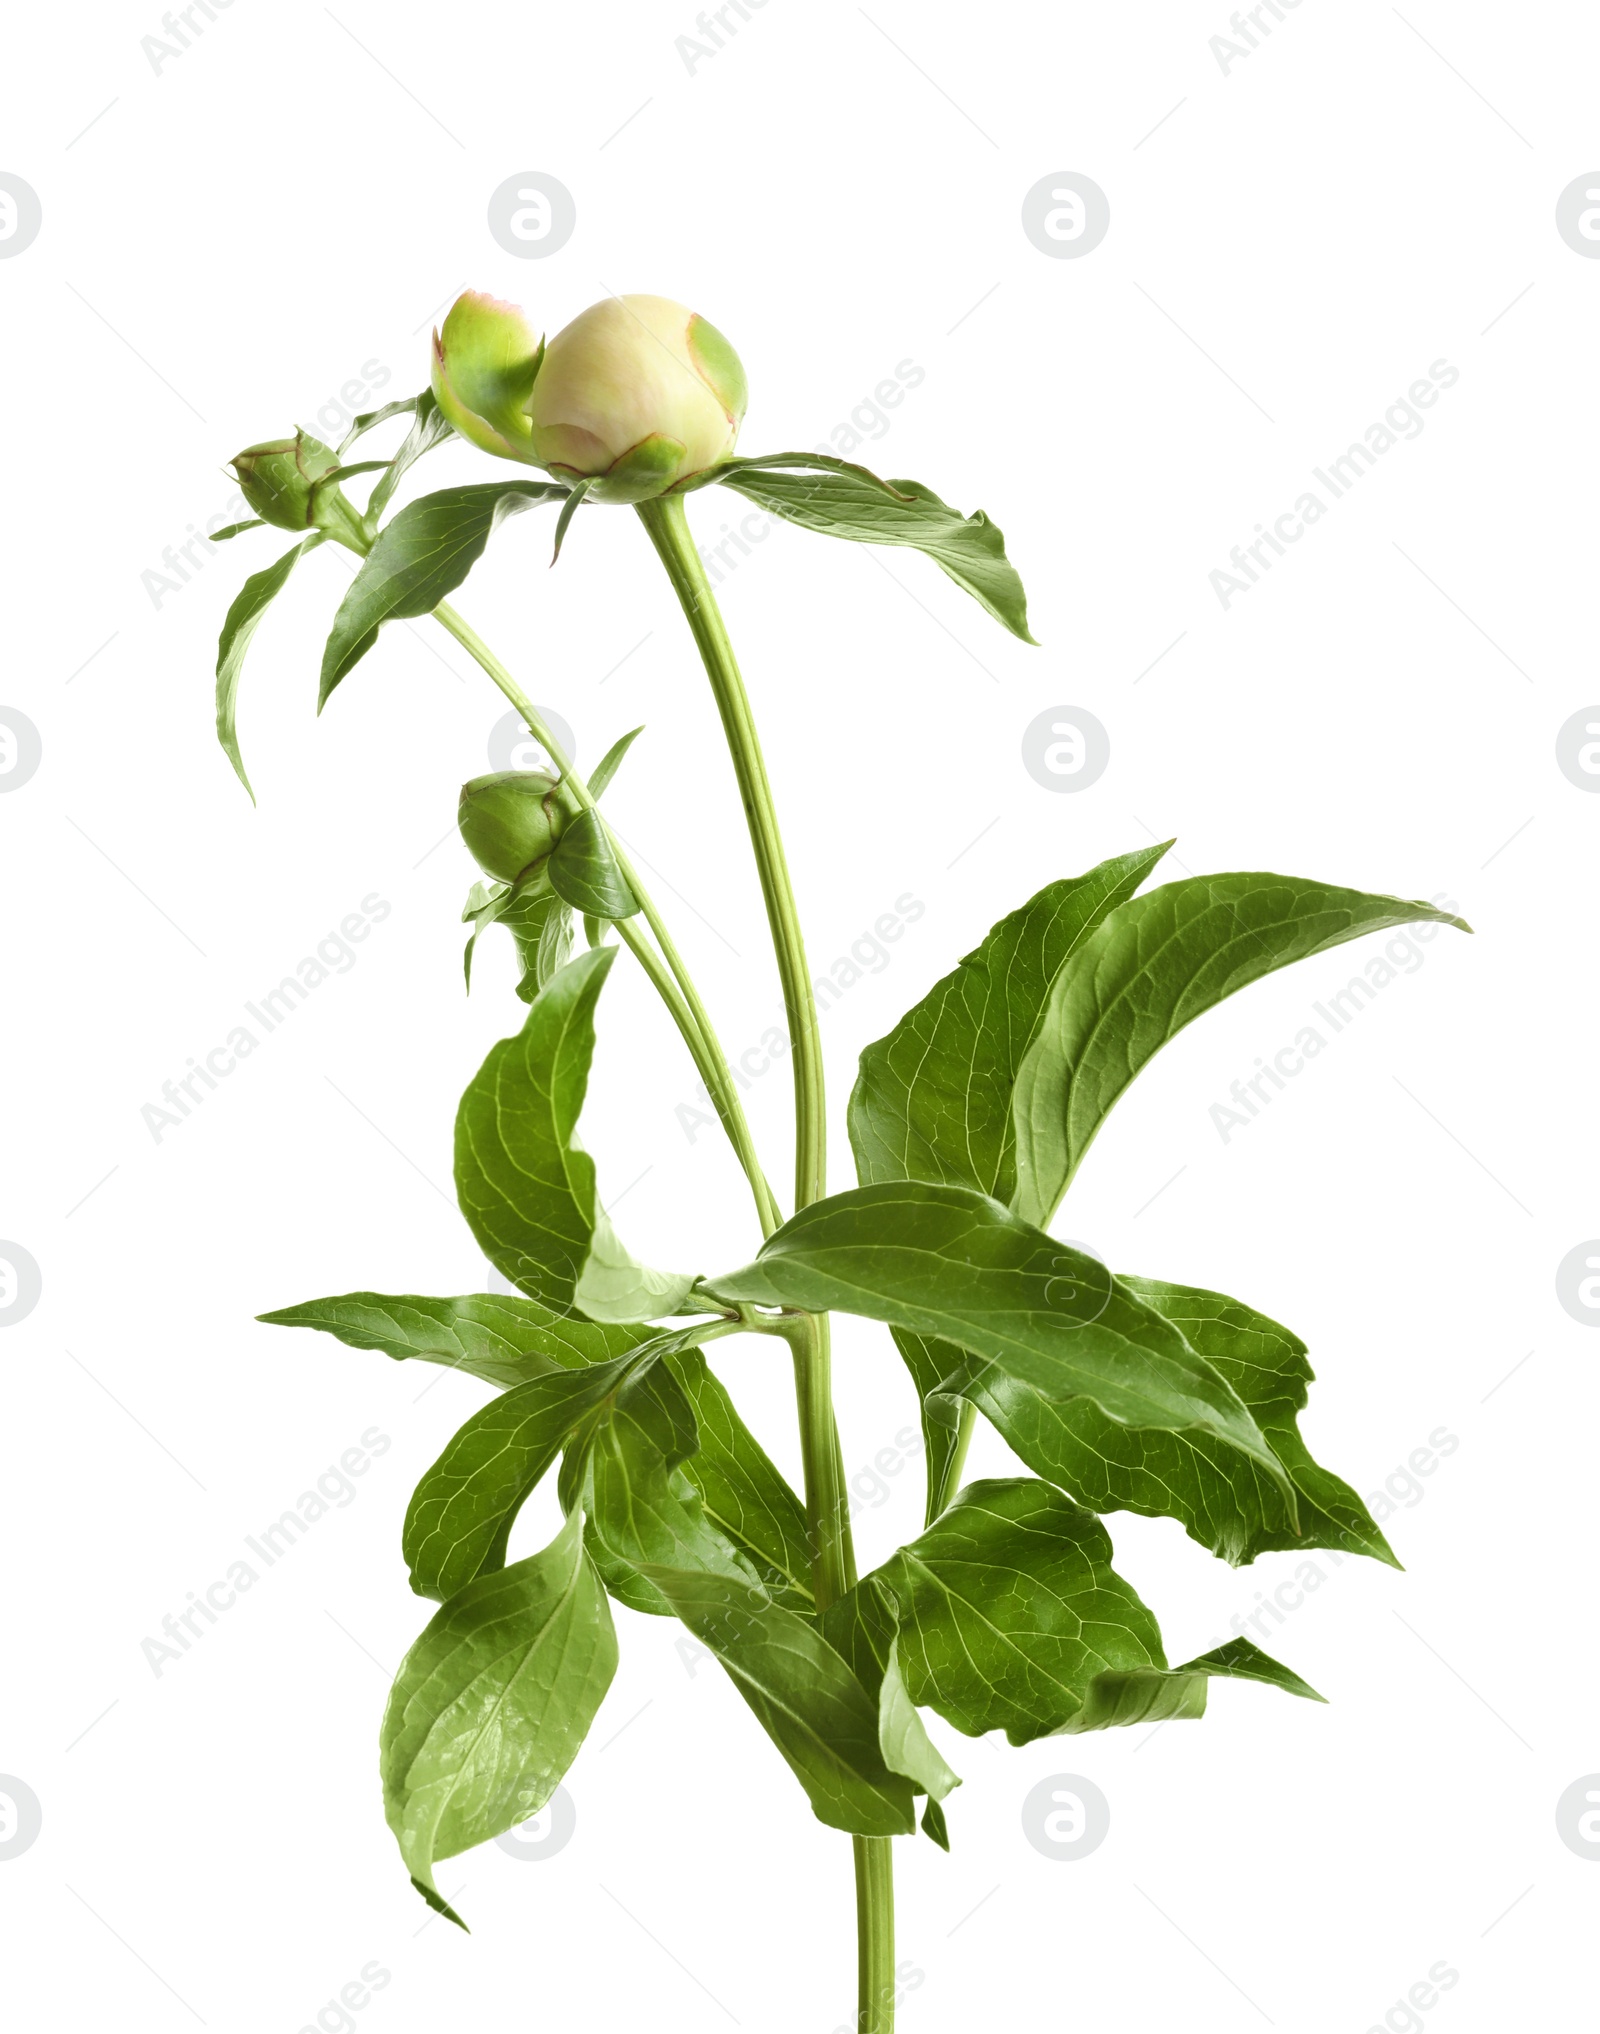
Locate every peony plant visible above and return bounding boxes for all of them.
[213,289,1468,2031]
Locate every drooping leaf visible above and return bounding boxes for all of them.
[319,479,567,706]
[1057,1635,1324,1734]
[549,476,592,563]
[214,533,321,799]
[380,1508,616,1924]
[586,725,643,801]
[847,847,1171,1507]
[665,1350,815,1612]
[548,808,640,919]
[1011,872,1471,1228]
[454,945,696,1323]
[870,1478,1167,1743]
[959,1275,1396,1568]
[820,1574,960,1808]
[256,1289,655,1390]
[717,457,1034,642]
[704,1182,1291,1507]
[571,1357,762,1617]
[367,389,456,522]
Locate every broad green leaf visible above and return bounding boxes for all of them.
[637,1561,917,1836]
[380,1508,616,1924]
[820,1574,960,1807]
[849,848,1169,1202]
[848,847,1170,1507]
[256,1288,655,1390]
[403,1353,647,1601]
[960,1274,1396,1568]
[587,725,643,801]
[214,533,320,800]
[871,1478,1167,1743]
[666,1350,814,1612]
[548,808,640,919]
[573,1358,761,1618]
[367,389,455,522]
[704,1182,1290,1506]
[1058,1635,1323,1734]
[717,458,1035,642]
[319,479,567,706]
[1011,872,1471,1228]
[454,945,695,1322]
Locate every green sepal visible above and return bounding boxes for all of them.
[208,518,264,542]
[550,477,593,562]
[548,809,640,919]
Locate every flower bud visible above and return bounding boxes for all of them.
[228,429,342,531]
[430,292,543,463]
[458,770,564,885]
[528,295,746,502]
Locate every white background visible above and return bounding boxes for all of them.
[2,1,1596,2028]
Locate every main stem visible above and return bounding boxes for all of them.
[636,491,894,2034]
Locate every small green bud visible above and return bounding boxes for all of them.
[228,429,341,531]
[458,770,564,884]
[430,292,543,464]
[528,295,747,501]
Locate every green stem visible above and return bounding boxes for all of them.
[430,598,780,1239]
[928,1402,978,1525]
[636,489,891,2034]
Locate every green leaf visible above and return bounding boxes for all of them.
[871,1478,1168,1743]
[638,1561,917,1836]
[573,1357,762,1618]
[338,393,421,455]
[718,458,1034,643]
[548,808,640,919]
[921,1797,950,1849]
[1057,1635,1324,1734]
[1011,871,1471,1228]
[214,533,320,800]
[208,518,264,542]
[367,389,455,522]
[848,847,1170,1508]
[256,1288,656,1390]
[665,1350,815,1612]
[319,479,567,706]
[454,945,695,1322]
[403,1354,647,1602]
[550,475,592,562]
[380,1508,616,1924]
[820,1574,960,1806]
[587,725,643,801]
[704,1181,1290,1507]
[462,874,570,997]
[962,1274,1397,1568]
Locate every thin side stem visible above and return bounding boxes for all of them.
[635,489,892,2034]
[430,598,780,1239]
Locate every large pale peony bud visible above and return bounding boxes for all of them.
[527,295,746,502]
